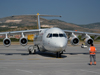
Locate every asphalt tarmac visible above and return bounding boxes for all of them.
[0,44,100,75]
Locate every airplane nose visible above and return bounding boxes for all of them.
[60,45,64,48]
[47,38,68,52]
[54,41,67,51]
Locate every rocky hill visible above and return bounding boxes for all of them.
[78,22,100,30]
[0,15,100,33]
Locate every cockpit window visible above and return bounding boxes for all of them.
[47,33,52,38]
[49,34,52,37]
[59,34,64,37]
[53,34,58,37]
[47,33,66,38]
[59,34,67,38]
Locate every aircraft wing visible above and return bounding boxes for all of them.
[63,30,100,36]
[0,29,40,35]
[63,29,100,46]
[9,29,40,35]
[0,29,41,47]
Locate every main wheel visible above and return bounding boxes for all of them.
[28,45,36,54]
[29,50,32,54]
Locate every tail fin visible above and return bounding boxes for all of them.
[36,13,61,29]
[37,13,41,29]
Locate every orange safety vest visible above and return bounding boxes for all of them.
[89,46,96,55]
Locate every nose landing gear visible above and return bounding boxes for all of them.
[56,50,65,58]
[56,52,62,58]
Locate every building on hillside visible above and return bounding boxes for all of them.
[41,25,53,28]
[5,20,22,23]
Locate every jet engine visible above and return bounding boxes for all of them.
[70,37,79,45]
[20,37,28,46]
[84,38,93,46]
[3,38,11,47]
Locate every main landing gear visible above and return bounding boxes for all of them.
[28,45,37,54]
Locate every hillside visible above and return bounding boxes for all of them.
[0,15,100,33]
[78,22,100,30]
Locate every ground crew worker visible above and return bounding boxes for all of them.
[89,44,97,65]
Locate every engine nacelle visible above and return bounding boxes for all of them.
[70,37,79,45]
[20,37,28,46]
[3,38,11,47]
[84,38,93,46]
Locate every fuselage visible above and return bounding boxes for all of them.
[34,28,68,53]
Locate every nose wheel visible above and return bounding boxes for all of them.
[56,52,62,58]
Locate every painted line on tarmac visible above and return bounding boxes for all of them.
[28,58,40,60]
[0,59,5,60]
[45,58,56,59]
[0,58,63,61]
[10,59,22,60]
[80,69,100,74]
[42,57,63,59]
[16,69,33,73]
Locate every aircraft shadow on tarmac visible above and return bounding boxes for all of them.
[37,52,67,58]
[64,53,89,55]
[64,52,100,55]
[0,53,29,55]
[0,51,100,58]
[0,52,67,58]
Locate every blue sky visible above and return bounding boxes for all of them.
[0,0,100,24]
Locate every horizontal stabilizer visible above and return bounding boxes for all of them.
[36,13,61,17]
[39,15,61,17]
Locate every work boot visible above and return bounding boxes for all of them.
[89,62,92,65]
[94,62,96,65]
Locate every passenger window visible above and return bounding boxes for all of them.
[53,34,58,37]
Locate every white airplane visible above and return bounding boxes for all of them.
[0,13,100,58]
